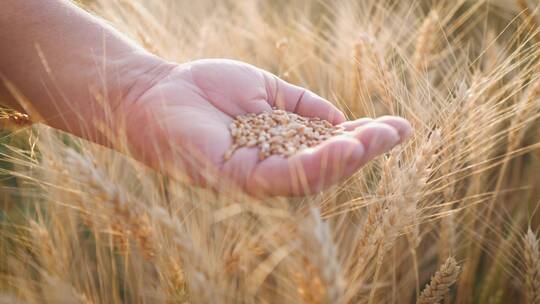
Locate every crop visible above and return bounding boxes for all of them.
[1,0,540,303]
[417,257,460,304]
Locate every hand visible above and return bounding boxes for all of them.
[122,59,411,196]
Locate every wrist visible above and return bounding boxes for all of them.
[78,51,176,146]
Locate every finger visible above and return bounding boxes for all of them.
[371,116,413,143]
[340,116,413,143]
[340,118,374,131]
[267,74,346,125]
[321,122,402,180]
[350,122,401,160]
[247,135,364,196]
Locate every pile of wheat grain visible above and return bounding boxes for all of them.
[225,109,344,160]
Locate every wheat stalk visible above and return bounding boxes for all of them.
[509,79,540,149]
[438,212,456,262]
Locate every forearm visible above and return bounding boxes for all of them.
[0,0,172,141]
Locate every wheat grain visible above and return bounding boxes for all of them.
[225,108,344,160]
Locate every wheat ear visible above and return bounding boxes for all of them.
[417,257,460,304]
[60,148,156,259]
[299,207,345,303]
[516,0,540,43]
[413,10,440,71]
[58,147,216,302]
[0,294,25,304]
[524,228,540,304]
[0,110,31,130]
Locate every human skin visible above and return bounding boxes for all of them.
[0,0,412,196]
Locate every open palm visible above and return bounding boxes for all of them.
[124,59,411,196]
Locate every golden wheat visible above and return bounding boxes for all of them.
[1,1,540,303]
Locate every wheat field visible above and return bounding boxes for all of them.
[1,0,540,303]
